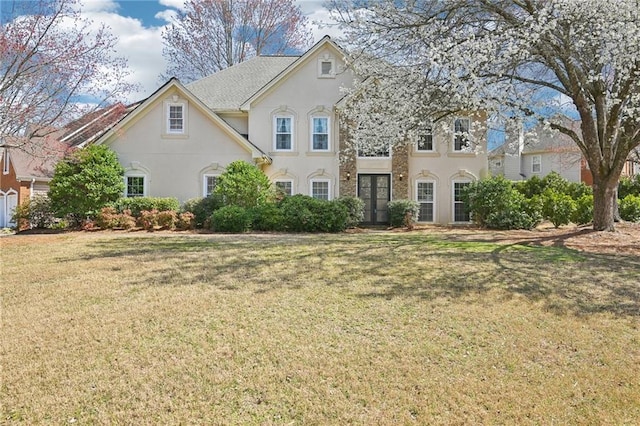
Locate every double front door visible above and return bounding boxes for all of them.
[358,174,391,225]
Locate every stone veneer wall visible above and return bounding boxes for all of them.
[391,144,409,200]
[338,120,357,197]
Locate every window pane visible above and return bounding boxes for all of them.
[454,118,469,151]
[453,182,470,221]
[417,124,433,151]
[419,203,434,222]
[127,176,145,198]
[313,134,328,150]
[275,181,292,196]
[169,105,183,132]
[277,117,291,133]
[276,134,291,150]
[321,61,332,75]
[312,181,329,200]
[417,182,433,202]
[205,176,217,197]
[275,117,292,150]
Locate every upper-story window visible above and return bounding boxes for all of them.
[453,117,471,151]
[311,117,330,151]
[358,143,390,158]
[274,116,293,151]
[417,122,434,152]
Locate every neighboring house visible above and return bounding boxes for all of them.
[489,120,587,183]
[0,104,131,228]
[85,36,488,225]
[0,137,67,227]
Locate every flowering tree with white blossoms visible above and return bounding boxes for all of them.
[329,0,640,231]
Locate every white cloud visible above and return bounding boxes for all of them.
[158,0,187,12]
[79,0,120,13]
[155,9,179,24]
[79,10,168,102]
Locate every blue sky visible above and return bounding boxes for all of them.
[60,0,337,101]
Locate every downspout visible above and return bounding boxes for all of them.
[30,178,35,198]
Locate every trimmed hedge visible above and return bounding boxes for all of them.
[279,195,349,232]
[336,196,365,228]
[210,205,252,233]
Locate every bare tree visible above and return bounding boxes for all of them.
[161,0,312,83]
[0,0,137,150]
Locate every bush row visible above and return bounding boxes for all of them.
[207,195,360,233]
[95,207,195,231]
[463,173,640,230]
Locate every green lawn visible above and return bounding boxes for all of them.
[2,230,639,424]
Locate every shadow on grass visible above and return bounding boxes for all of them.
[63,232,640,318]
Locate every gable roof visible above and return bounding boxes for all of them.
[187,56,298,112]
[93,78,271,163]
[185,36,348,112]
[240,36,347,110]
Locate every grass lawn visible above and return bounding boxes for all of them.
[2,230,639,424]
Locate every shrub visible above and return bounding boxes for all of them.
[12,195,56,230]
[540,189,576,228]
[336,196,365,228]
[138,209,159,231]
[619,194,640,222]
[157,210,177,230]
[462,176,541,230]
[278,195,349,232]
[388,199,420,228]
[279,195,318,232]
[176,212,196,230]
[48,145,124,225]
[113,197,180,217]
[95,207,136,229]
[181,195,224,228]
[618,175,640,199]
[571,194,594,225]
[249,203,284,231]
[513,175,544,198]
[214,160,275,208]
[210,205,252,232]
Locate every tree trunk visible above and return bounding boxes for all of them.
[592,179,618,231]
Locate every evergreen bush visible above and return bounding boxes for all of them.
[210,205,252,232]
[619,194,640,222]
[388,199,420,228]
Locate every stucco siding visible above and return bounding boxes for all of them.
[105,88,253,202]
[247,46,354,198]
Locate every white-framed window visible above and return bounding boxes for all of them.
[311,117,330,151]
[452,181,471,222]
[2,149,9,174]
[203,175,218,197]
[310,179,330,200]
[275,180,293,197]
[167,103,185,134]
[416,180,436,222]
[532,155,542,173]
[453,117,471,151]
[417,122,434,152]
[125,174,146,198]
[274,116,293,151]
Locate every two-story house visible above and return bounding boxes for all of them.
[87,36,488,225]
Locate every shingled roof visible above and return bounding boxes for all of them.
[186,56,298,111]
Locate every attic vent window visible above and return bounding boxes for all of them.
[318,57,335,78]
